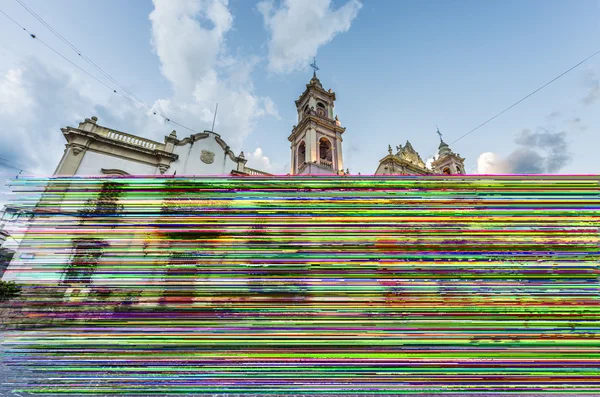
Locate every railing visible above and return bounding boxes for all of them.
[245,167,272,176]
[319,159,333,169]
[106,131,158,150]
[96,126,162,150]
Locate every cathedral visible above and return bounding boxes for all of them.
[52,71,465,178]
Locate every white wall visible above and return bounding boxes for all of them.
[76,151,157,176]
[168,133,239,175]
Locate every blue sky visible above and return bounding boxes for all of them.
[0,0,599,186]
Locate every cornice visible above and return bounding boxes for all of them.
[431,152,465,166]
[61,127,178,161]
[295,84,336,107]
[173,131,244,164]
[214,136,244,163]
[288,114,345,141]
[378,155,433,175]
[174,132,210,146]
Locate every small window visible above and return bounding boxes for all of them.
[443,167,451,175]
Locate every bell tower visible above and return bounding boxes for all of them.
[431,128,466,175]
[289,60,346,175]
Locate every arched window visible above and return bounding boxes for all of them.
[319,137,332,162]
[456,165,463,174]
[442,167,451,175]
[297,141,306,166]
[316,102,327,118]
[303,105,310,114]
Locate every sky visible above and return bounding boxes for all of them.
[0,0,599,194]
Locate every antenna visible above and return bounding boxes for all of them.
[211,103,219,132]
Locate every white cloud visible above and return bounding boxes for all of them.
[246,148,273,170]
[476,127,572,174]
[245,147,287,174]
[425,153,439,170]
[148,0,279,148]
[258,0,362,74]
[476,152,507,174]
[0,63,97,178]
[149,0,232,95]
[0,69,33,116]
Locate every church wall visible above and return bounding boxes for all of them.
[76,151,158,176]
[168,134,239,175]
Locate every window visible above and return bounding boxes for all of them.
[319,138,333,162]
[443,167,451,175]
[297,141,306,166]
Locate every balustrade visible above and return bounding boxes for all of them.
[103,130,159,150]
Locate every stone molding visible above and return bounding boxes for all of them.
[288,114,345,142]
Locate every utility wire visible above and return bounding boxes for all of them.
[0,158,38,177]
[15,0,147,107]
[448,50,600,146]
[0,7,202,135]
[422,49,600,167]
[0,155,32,172]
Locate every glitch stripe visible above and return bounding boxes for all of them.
[1,175,600,396]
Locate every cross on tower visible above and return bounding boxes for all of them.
[436,125,443,142]
[310,57,319,76]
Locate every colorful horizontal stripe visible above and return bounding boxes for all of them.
[2,175,600,396]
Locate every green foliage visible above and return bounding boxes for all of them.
[0,280,21,302]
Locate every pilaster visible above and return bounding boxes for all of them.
[308,127,317,163]
[336,134,343,173]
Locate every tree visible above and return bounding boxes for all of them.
[0,280,21,302]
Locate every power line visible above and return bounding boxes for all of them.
[0,6,202,135]
[448,50,600,147]
[14,0,147,108]
[0,155,32,172]
[0,158,37,177]
[420,49,600,169]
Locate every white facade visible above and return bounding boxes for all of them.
[76,151,158,176]
[53,117,268,178]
